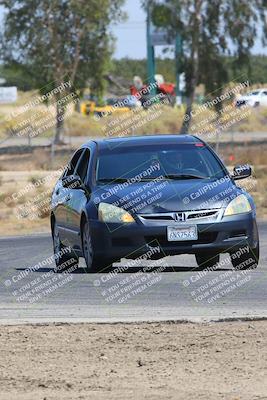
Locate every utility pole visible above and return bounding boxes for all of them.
[146,1,182,104]
[175,34,182,105]
[146,0,156,96]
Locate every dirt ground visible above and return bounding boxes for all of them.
[0,320,266,400]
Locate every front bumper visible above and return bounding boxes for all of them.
[90,212,258,261]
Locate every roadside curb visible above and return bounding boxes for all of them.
[1,315,267,326]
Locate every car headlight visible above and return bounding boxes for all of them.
[98,202,135,223]
[224,194,251,216]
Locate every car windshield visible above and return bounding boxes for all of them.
[96,143,227,183]
[248,91,260,96]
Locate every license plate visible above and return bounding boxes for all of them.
[167,225,198,241]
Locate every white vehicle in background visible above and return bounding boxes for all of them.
[235,89,267,107]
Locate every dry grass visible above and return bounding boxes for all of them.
[231,147,267,165]
[2,90,267,142]
[0,151,71,172]
[65,111,102,137]
[31,148,55,170]
[64,103,265,138]
[0,168,58,235]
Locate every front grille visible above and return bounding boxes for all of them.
[145,232,218,247]
[187,210,218,220]
[142,214,173,221]
[138,209,220,225]
[236,100,247,107]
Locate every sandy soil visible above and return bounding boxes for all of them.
[0,321,266,400]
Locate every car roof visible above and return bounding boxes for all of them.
[82,134,204,150]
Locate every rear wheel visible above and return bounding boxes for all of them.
[195,254,220,270]
[230,244,259,270]
[82,220,112,272]
[52,221,79,272]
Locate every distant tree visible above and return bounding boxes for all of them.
[112,57,176,85]
[148,0,267,133]
[0,62,37,91]
[0,0,125,143]
[112,56,267,90]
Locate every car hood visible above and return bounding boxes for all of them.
[94,177,240,214]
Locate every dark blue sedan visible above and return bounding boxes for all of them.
[51,135,259,272]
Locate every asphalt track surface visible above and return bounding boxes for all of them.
[0,222,266,324]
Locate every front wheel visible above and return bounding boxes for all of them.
[82,220,112,272]
[230,244,259,270]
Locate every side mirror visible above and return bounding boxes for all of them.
[232,164,252,180]
[62,174,83,189]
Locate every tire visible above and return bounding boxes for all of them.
[230,244,259,270]
[195,253,220,270]
[52,221,79,272]
[82,220,112,272]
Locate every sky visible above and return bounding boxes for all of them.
[111,0,147,59]
[112,0,267,59]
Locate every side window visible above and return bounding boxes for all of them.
[65,149,84,177]
[262,91,267,96]
[75,149,90,183]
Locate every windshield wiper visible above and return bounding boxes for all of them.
[138,177,159,181]
[97,178,128,183]
[162,174,209,180]
[97,174,209,183]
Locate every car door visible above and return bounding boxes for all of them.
[53,149,84,241]
[64,148,91,249]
